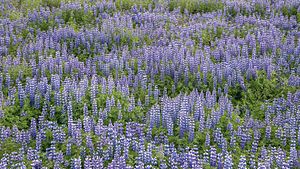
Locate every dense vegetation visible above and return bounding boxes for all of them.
[0,0,299,168]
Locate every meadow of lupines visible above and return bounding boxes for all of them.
[0,0,299,168]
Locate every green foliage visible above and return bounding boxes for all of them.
[13,0,62,11]
[127,150,138,166]
[8,65,32,83]
[0,98,41,129]
[61,9,95,27]
[200,27,223,46]
[202,29,212,46]
[227,7,237,18]
[14,0,42,11]
[9,10,22,20]
[282,6,298,18]
[28,18,57,32]
[0,138,22,158]
[229,71,297,120]
[169,0,224,14]
[115,0,154,11]
[41,0,61,9]
[254,4,265,17]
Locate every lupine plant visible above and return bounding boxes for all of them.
[0,0,299,168]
